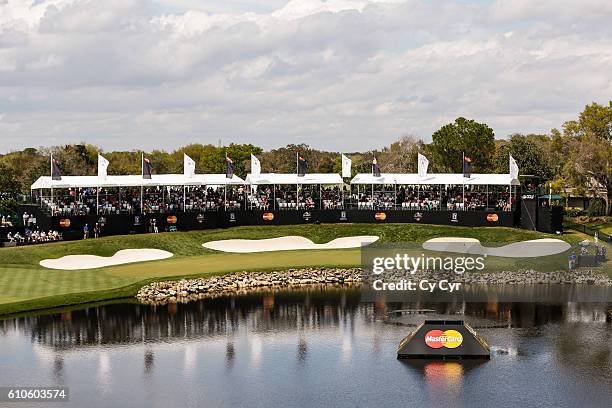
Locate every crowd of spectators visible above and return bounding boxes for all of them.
[6,227,62,245]
[37,184,514,215]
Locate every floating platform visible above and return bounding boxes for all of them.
[397,319,490,360]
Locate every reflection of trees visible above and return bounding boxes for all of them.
[0,287,365,349]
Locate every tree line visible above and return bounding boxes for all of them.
[1,100,611,215]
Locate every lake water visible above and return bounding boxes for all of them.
[1,286,612,408]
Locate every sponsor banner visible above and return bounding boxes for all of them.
[262,212,274,221]
[425,329,463,349]
[302,212,312,221]
[486,213,499,222]
[59,218,71,228]
[414,212,423,222]
[229,212,236,223]
[134,215,142,226]
[196,214,205,224]
[451,212,458,223]
[374,212,386,221]
[166,215,178,224]
[340,211,347,221]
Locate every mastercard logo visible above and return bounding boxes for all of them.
[166,215,177,224]
[374,212,387,221]
[262,212,274,221]
[425,329,463,349]
[59,218,71,228]
[486,213,499,222]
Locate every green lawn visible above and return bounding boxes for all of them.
[0,223,594,316]
[566,217,612,236]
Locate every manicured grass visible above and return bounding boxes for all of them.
[0,223,594,316]
[566,217,612,236]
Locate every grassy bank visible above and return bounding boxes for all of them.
[0,223,588,316]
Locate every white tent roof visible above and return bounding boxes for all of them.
[350,173,519,186]
[31,174,245,189]
[245,173,343,185]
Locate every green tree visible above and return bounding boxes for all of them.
[493,134,553,180]
[430,117,495,173]
[562,101,612,214]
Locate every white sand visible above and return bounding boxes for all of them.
[422,237,571,258]
[40,249,174,270]
[203,235,379,253]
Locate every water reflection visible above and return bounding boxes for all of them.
[0,287,611,408]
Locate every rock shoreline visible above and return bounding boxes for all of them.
[136,268,612,305]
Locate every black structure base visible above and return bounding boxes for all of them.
[397,320,490,360]
[20,207,519,241]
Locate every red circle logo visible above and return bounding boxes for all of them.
[263,212,274,221]
[166,215,177,224]
[487,213,499,222]
[374,212,387,221]
[425,330,445,348]
[59,218,71,228]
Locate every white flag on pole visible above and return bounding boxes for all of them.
[184,153,196,178]
[509,154,519,179]
[341,154,352,178]
[418,153,429,178]
[251,154,261,177]
[98,154,109,180]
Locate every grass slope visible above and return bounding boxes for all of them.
[0,223,587,316]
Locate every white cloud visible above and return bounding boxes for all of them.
[0,0,611,153]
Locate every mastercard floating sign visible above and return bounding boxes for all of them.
[262,212,274,221]
[486,213,499,222]
[59,218,71,228]
[166,215,178,224]
[374,212,387,221]
[425,329,463,349]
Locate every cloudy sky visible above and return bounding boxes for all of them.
[1,0,611,153]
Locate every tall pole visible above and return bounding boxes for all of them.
[50,154,54,205]
[224,181,227,211]
[462,152,465,209]
[394,181,397,210]
[140,153,144,214]
[183,185,186,212]
[296,152,299,209]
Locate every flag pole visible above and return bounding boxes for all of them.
[140,153,144,214]
[462,152,465,209]
[96,167,99,215]
[50,154,54,205]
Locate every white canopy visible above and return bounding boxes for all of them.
[31,174,246,189]
[245,173,343,185]
[350,173,519,186]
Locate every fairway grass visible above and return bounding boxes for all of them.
[0,223,593,316]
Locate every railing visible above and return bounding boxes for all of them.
[563,220,611,242]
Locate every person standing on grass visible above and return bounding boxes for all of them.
[94,223,100,239]
[22,212,28,226]
[83,223,89,240]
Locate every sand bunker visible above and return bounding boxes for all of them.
[203,235,379,253]
[40,249,174,270]
[422,237,571,258]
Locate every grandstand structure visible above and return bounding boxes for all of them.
[22,167,561,239]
